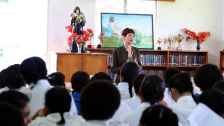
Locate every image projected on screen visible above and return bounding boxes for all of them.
[0,0,8,2]
[101,13,154,49]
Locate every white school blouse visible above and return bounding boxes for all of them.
[188,103,224,126]
[170,95,197,126]
[29,79,52,117]
[123,102,151,126]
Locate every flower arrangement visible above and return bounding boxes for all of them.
[66,25,93,46]
[66,6,94,52]
[157,33,184,50]
[182,28,210,44]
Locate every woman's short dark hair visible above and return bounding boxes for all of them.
[140,75,164,104]
[194,64,223,91]
[140,105,178,126]
[168,72,193,94]
[20,57,47,84]
[45,87,71,125]
[121,27,135,37]
[0,102,25,126]
[80,80,120,120]
[71,71,90,92]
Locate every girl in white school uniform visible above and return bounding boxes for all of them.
[0,64,32,97]
[139,105,178,126]
[123,75,165,126]
[29,87,84,126]
[162,67,180,107]
[116,62,140,100]
[168,72,197,126]
[76,80,121,126]
[20,57,52,117]
[188,89,224,126]
[123,74,145,110]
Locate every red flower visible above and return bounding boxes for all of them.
[66,25,94,46]
[197,32,210,43]
[66,25,73,33]
[182,28,210,44]
[87,28,93,33]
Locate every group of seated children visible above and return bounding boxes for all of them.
[0,56,224,126]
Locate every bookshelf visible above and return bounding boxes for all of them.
[88,48,208,71]
[220,51,224,71]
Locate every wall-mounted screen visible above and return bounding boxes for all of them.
[101,13,154,49]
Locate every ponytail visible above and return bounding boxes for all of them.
[128,84,133,97]
[192,93,200,104]
[57,112,65,125]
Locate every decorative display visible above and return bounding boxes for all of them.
[157,33,184,50]
[182,28,210,50]
[66,6,94,53]
[101,13,154,49]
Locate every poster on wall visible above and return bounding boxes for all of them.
[0,0,8,2]
[0,48,2,57]
[101,13,154,49]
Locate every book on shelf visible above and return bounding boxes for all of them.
[140,54,165,65]
[169,54,205,66]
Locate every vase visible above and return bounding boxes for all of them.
[80,43,86,53]
[196,41,200,51]
[71,40,78,52]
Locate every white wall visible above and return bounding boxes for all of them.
[47,0,95,52]
[222,0,224,42]
[0,0,48,71]
[47,0,95,73]
[157,0,224,64]
[47,0,155,52]
[1,0,223,71]
[47,0,223,68]
[94,0,156,45]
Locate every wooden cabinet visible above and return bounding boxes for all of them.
[57,53,109,82]
[156,0,175,1]
[168,50,208,69]
[57,49,208,81]
[220,51,224,71]
[88,48,208,71]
